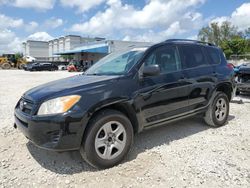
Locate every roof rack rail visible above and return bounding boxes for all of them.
[165,39,215,46]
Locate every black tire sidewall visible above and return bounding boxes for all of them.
[83,111,133,169]
[211,93,229,126]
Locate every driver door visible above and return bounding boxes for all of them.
[134,45,191,127]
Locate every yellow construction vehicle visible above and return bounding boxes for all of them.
[0,54,27,69]
[16,58,27,69]
[0,56,12,69]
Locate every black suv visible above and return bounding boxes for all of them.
[14,39,236,169]
[24,62,58,71]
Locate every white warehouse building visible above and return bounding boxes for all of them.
[23,35,151,63]
[23,40,49,61]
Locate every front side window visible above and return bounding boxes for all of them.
[85,48,146,75]
[180,45,207,69]
[144,45,181,74]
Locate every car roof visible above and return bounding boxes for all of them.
[153,39,219,49]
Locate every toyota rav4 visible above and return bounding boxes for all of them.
[14,39,236,169]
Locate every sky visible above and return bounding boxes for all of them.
[0,0,250,53]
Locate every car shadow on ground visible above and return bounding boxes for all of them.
[27,116,235,174]
[231,94,250,104]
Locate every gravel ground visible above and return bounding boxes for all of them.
[0,70,250,188]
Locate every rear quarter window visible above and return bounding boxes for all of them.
[206,47,221,65]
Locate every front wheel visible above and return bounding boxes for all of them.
[204,92,229,127]
[80,110,133,169]
[18,63,25,69]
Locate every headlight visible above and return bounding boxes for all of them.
[37,95,81,115]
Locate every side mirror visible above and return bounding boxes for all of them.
[143,64,160,77]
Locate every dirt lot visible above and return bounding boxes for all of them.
[0,70,250,188]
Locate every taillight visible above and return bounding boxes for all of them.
[227,63,234,70]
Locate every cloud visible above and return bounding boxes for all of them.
[211,3,250,31]
[231,3,250,30]
[25,21,39,32]
[69,0,205,42]
[0,0,55,10]
[44,17,64,29]
[60,0,106,13]
[24,17,64,33]
[0,30,54,54]
[0,0,8,5]
[0,14,23,29]
[14,0,55,10]
[27,32,54,41]
[0,29,22,53]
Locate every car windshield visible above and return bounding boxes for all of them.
[85,48,147,75]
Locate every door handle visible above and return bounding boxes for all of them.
[212,72,218,77]
[179,76,187,81]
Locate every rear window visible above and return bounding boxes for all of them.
[180,45,207,69]
[206,47,221,65]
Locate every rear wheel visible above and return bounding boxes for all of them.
[80,110,133,169]
[204,92,229,127]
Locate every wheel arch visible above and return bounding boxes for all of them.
[81,100,140,145]
[215,82,233,101]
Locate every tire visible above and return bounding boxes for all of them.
[80,109,134,169]
[18,63,25,69]
[1,63,11,69]
[204,91,229,127]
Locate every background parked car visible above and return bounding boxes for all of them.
[24,62,58,71]
[58,65,67,71]
[23,56,36,63]
[235,62,250,94]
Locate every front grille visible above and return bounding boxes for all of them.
[19,98,35,115]
[47,130,62,144]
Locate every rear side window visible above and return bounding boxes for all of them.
[179,45,207,69]
[206,47,221,65]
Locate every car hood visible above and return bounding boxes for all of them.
[23,74,120,102]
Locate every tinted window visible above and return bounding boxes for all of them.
[206,47,221,64]
[144,46,181,74]
[180,45,207,69]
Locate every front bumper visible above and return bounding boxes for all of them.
[14,108,87,151]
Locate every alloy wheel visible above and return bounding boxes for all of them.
[95,121,127,160]
[215,98,227,121]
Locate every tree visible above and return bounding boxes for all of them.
[243,28,250,54]
[198,21,239,46]
[15,53,23,60]
[198,21,250,59]
[61,54,73,62]
[243,27,250,39]
[220,36,248,58]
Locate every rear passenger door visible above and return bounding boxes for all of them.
[178,45,215,111]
